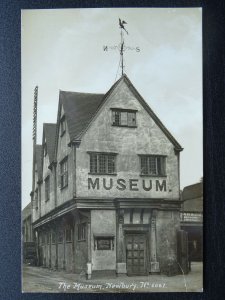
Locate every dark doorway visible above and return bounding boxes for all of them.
[125,234,148,276]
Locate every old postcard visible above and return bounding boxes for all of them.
[21,7,203,293]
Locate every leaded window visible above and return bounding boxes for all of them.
[89,152,116,174]
[140,155,166,176]
[111,109,137,127]
[60,157,68,189]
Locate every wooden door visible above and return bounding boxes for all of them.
[126,234,148,276]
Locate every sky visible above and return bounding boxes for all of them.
[21,8,202,209]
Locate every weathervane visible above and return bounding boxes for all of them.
[103,18,140,79]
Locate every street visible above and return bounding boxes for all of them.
[22,262,203,293]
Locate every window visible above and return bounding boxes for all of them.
[40,233,45,245]
[60,116,66,136]
[46,232,50,244]
[140,155,166,176]
[51,231,56,244]
[65,228,72,242]
[45,176,50,202]
[78,223,86,241]
[89,152,117,174]
[111,108,137,127]
[58,229,63,243]
[60,157,68,189]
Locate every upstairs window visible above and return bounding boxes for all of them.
[45,176,50,202]
[60,157,68,189]
[139,155,166,176]
[60,116,66,137]
[111,108,137,127]
[88,152,117,175]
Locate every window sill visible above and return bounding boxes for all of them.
[88,173,117,176]
[140,174,167,178]
[112,124,137,128]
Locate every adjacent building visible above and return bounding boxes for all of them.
[22,202,33,242]
[181,182,203,261]
[31,75,184,277]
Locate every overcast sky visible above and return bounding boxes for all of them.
[21,8,202,209]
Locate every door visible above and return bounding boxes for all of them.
[126,234,148,276]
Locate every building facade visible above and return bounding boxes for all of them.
[22,202,33,242]
[181,182,203,261]
[31,75,184,277]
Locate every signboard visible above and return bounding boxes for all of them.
[180,212,203,222]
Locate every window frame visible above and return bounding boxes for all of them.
[59,156,68,189]
[58,229,64,244]
[139,154,167,177]
[111,108,137,128]
[45,175,50,202]
[65,227,72,243]
[88,152,117,175]
[51,230,56,244]
[77,223,86,241]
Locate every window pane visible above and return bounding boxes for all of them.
[157,156,165,175]
[114,111,120,125]
[141,157,148,174]
[90,154,97,173]
[120,112,128,125]
[107,155,115,173]
[149,157,157,174]
[99,155,106,173]
[128,112,136,126]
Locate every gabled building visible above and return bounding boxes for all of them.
[31,74,184,277]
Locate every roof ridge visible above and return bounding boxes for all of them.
[60,90,104,95]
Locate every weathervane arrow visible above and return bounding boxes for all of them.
[103,18,140,79]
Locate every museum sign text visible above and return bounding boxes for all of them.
[88,177,166,192]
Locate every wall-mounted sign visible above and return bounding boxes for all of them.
[94,236,114,250]
[180,212,203,222]
[88,178,167,192]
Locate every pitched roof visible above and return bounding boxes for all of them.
[35,144,42,180]
[59,91,104,142]
[58,74,182,151]
[43,123,57,163]
[182,182,203,201]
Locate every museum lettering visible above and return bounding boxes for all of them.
[88,177,167,192]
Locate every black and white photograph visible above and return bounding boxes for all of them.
[21,7,203,293]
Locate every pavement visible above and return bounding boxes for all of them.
[22,262,203,293]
